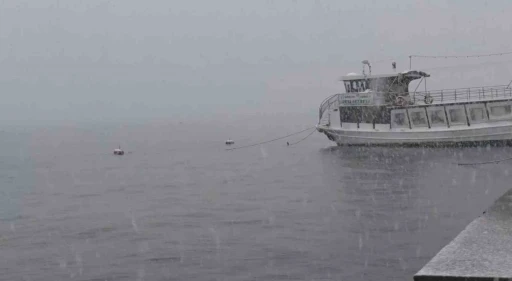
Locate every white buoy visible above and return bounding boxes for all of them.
[113,146,124,155]
[225,139,234,145]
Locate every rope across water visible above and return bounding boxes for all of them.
[226,126,317,151]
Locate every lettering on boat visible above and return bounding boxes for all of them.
[340,93,374,106]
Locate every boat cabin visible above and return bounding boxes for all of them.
[340,70,430,104]
[335,70,430,126]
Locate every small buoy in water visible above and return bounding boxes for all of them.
[113,146,124,155]
[225,139,234,145]
[287,142,289,146]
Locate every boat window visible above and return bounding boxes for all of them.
[408,109,428,127]
[486,102,512,120]
[340,107,361,123]
[447,107,467,125]
[490,104,511,116]
[391,110,409,128]
[428,109,446,126]
[469,107,487,122]
[344,81,352,93]
[375,107,391,124]
[351,81,358,93]
[345,80,368,93]
[359,80,367,92]
[360,106,390,124]
[361,107,374,123]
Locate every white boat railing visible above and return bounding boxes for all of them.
[318,94,339,124]
[410,84,512,105]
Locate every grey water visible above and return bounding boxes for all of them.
[0,115,511,281]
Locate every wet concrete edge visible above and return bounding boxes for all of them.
[414,188,512,281]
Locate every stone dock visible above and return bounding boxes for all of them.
[414,189,512,281]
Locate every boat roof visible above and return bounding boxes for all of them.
[340,70,430,81]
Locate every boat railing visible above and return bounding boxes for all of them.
[410,84,512,105]
[318,94,340,124]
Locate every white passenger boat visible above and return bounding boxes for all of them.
[316,61,512,146]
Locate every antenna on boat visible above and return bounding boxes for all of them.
[362,60,371,77]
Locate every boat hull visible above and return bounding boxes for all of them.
[317,122,512,147]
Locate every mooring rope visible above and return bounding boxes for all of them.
[287,128,317,146]
[226,126,316,151]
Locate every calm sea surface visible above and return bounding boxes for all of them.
[0,115,511,281]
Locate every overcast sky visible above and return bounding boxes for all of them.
[1,0,511,125]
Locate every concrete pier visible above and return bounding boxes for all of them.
[414,189,512,281]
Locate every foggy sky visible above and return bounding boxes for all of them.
[1,0,511,125]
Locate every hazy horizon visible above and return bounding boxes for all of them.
[1,0,512,126]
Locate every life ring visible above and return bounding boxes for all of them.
[424,94,434,104]
[395,96,407,107]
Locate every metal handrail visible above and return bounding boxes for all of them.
[411,85,512,105]
[318,94,340,123]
